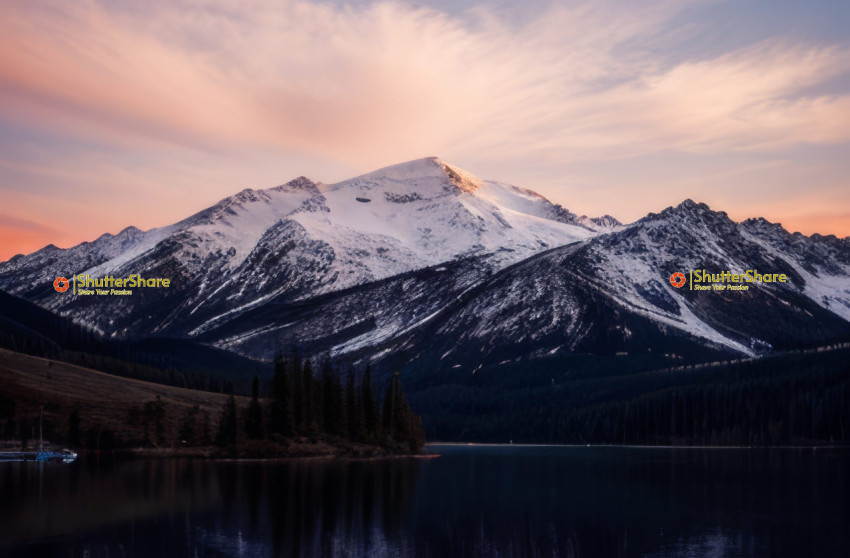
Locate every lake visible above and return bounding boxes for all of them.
[1,445,848,557]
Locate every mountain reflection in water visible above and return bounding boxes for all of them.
[1,446,849,557]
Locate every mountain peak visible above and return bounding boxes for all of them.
[272,176,318,192]
[741,216,785,233]
[638,199,735,231]
[357,156,444,178]
[336,157,482,195]
[666,199,722,218]
[677,198,708,211]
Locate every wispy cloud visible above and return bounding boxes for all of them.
[0,0,848,256]
[0,214,57,234]
[2,0,847,165]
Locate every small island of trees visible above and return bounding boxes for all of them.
[209,352,425,457]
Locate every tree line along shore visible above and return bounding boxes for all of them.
[0,349,424,458]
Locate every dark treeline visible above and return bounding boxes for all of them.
[0,353,424,455]
[418,347,850,446]
[214,353,425,455]
[0,290,264,394]
[556,366,849,446]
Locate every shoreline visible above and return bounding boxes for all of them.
[427,442,850,450]
[74,437,423,461]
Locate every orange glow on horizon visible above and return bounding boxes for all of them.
[0,1,849,262]
[1,203,847,263]
[777,213,850,239]
[0,228,59,261]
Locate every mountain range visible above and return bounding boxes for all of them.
[2,157,849,382]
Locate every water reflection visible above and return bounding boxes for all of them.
[0,447,848,557]
[0,456,422,557]
[413,446,850,557]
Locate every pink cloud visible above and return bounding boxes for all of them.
[0,0,848,257]
[2,1,848,163]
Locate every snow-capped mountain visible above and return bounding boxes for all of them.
[404,199,850,368]
[1,159,848,372]
[189,200,850,373]
[0,157,595,336]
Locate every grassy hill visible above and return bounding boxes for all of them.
[0,348,237,451]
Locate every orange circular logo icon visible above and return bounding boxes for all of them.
[53,276,70,293]
[669,272,686,288]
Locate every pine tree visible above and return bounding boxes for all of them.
[336,371,347,436]
[216,386,238,448]
[303,359,317,433]
[320,359,336,435]
[245,375,264,440]
[361,364,377,439]
[382,372,399,437]
[269,355,293,437]
[292,351,304,433]
[346,367,361,440]
[381,371,425,453]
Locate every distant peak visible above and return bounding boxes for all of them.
[677,198,706,211]
[640,198,733,226]
[114,226,143,238]
[273,176,318,192]
[590,215,622,228]
[668,199,717,216]
[232,187,259,200]
[35,243,59,254]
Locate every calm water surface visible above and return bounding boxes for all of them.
[1,445,848,557]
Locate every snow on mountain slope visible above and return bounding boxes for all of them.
[0,225,151,298]
[564,200,850,354]
[0,158,599,336]
[192,254,497,359]
[177,158,596,335]
[738,218,850,321]
[5,157,845,364]
[577,214,623,231]
[324,202,850,373]
[570,202,755,353]
[182,200,850,363]
[86,178,320,281]
[288,157,593,287]
[353,200,847,368]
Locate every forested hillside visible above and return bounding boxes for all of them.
[413,345,850,445]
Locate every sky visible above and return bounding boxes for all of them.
[1,0,849,260]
